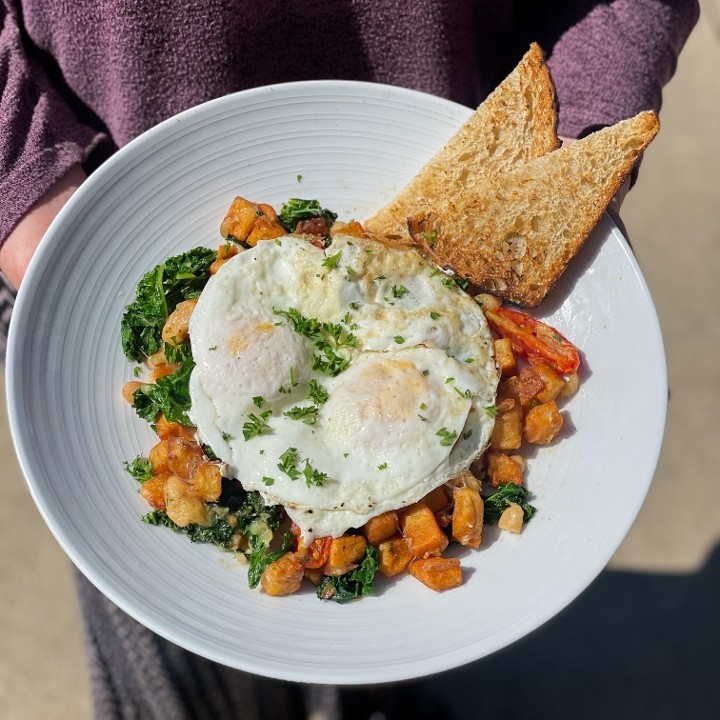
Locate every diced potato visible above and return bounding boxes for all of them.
[145,350,167,369]
[161,298,198,346]
[304,567,325,585]
[139,473,168,510]
[155,414,196,442]
[246,216,285,246]
[362,511,399,545]
[122,380,145,404]
[498,503,524,533]
[475,293,502,312]
[148,440,170,473]
[164,475,209,527]
[533,362,567,403]
[260,552,305,596]
[220,196,259,241]
[400,503,449,558]
[493,337,517,378]
[149,363,175,382]
[490,401,523,451]
[330,220,365,238]
[408,557,462,591]
[166,436,205,479]
[421,486,451,514]
[562,372,580,398]
[486,452,524,487]
[192,463,222,502]
[324,535,368,576]
[451,487,484,548]
[524,400,564,445]
[210,243,240,274]
[377,536,414,577]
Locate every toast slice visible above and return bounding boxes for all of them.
[364,43,559,239]
[429,111,660,307]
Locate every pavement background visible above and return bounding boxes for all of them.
[1,4,718,718]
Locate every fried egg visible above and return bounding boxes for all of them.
[188,234,498,538]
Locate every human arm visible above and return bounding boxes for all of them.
[0,2,105,286]
[519,0,700,139]
[0,164,85,288]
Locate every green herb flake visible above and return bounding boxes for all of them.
[485,405,498,418]
[436,427,458,446]
[262,476,275,486]
[284,405,319,425]
[123,456,154,483]
[302,460,329,488]
[391,285,408,299]
[308,379,329,405]
[378,462,388,470]
[278,447,301,481]
[394,335,405,344]
[252,396,265,408]
[322,251,343,270]
[243,411,272,440]
[430,311,441,320]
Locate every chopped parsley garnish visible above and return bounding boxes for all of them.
[345,266,358,279]
[278,447,301,481]
[253,396,265,408]
[273,306,355,377]
[430,311,441,320]
[262,476,275,486]
[421,229,438,245]
[485,405,498,418]
[391,285,408,299]
[394,335,405,344]
[284,405,319,425]
[349,302,361,310]
[378,462,388,470]
[302,460,329,488]
[322,251,343,269]
[463,429,473,440]
[436,427,458,446]
[243,410,272,440]
[454,387,472,399]
[308,379,329,405]
[221,431,232,441]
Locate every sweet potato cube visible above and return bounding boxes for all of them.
[324,535,367,576]
[192,463,222,502]
[122,380,145,405]
[451,487,484,548]
[210,243,240,274]
[400,503,449,558]
[139,473,168,510]
[260,552,305,596]
[220,196,259,241]
[156,413,196,442]
[330,220,365,238]
[533,362,567,403]
[164,476,209,527]
[408,557,462,591]
[246,216,285,246]
[486,452,524,487]
[148,440,170,473]
[166,436,205,480]
[490,402,523,451]
[362,511,399,545]
[377,536,413,577]
[524,400,564,445]
[421,486,451,514]
[493,337,517,378]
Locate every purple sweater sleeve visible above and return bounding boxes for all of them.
[545,0,700,138]
[0,2,105,244]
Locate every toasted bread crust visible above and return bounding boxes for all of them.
[433,111,660,307]
[364,43,559,240]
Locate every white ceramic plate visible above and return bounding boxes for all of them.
[6,81,666,684]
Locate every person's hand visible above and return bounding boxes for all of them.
[0,164,86,290]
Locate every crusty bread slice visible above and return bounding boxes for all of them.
[430,111,660,307]
[364,43,559,239]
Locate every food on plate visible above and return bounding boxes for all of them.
[366,44,659,308]
[365,42,559,241]
[121,195,581,601]
[421,111,659,307]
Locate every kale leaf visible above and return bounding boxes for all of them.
[483,483,537,525]
[278,198,338,233]
[316,545,379,602]
[132,343,194,425]
[120,247,216,362]
[123,455,154,483]
[142,510,236,548]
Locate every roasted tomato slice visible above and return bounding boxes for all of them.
[290,523,332,569]
[485,307,580,376]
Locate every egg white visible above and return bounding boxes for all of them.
[188,234,498,538]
